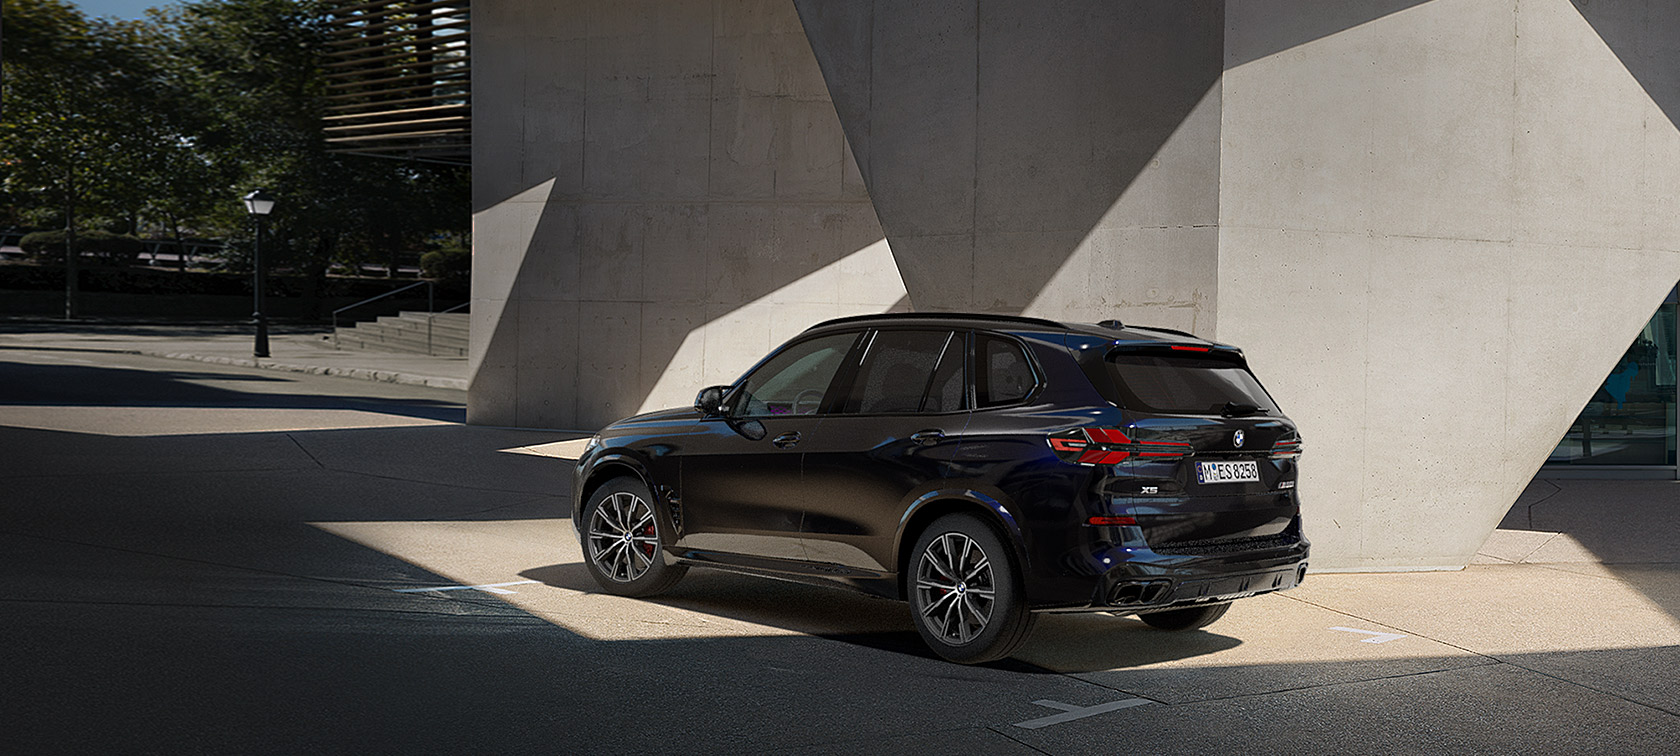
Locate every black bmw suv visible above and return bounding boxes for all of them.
[573,313,1308,663]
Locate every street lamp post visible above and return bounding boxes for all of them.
[243,189,276,358]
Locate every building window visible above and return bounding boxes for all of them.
[1548,287,1677,469]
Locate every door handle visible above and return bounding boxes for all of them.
[909,429,946,446]
[772,431,801,449]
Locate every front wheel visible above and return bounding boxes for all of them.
[907,514,1037,664]
[1138,602,1231,631]
[581,477,687,597]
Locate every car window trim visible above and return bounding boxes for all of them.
[972,330,1045,411]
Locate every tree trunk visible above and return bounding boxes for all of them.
[63,179,79,320]
[170,213,188,272]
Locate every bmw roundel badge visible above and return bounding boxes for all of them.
[1233,430,1245,448]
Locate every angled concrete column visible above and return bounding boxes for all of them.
[471,0,906,430]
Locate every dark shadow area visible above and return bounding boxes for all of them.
[799,1,1224,312]
[1499,478,1680,620]
[1571,0,1680,134]
[1221,0,1436,69]
[5,356,1678,752]
[0,359,462,423]
[794,0,1435,315]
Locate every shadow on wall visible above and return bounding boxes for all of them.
[797,1,1226,314]
[1571,0,1680,130]
[469,0,905,430]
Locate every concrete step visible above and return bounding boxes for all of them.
[333,311,469,357]
[333,329,467,357]
[378,313,469,338]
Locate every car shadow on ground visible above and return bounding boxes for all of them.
[517,561,1242,673]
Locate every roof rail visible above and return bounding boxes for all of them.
[809,311,1068,331]
[1125,324,1201,340]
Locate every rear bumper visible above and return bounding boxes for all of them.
[1027,534,1310,612]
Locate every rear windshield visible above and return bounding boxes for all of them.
[1106,352,1274,415]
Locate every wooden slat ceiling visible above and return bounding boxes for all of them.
[321,1,470,165]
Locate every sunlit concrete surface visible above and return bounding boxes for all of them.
[4,340,1676,753]
[475,0,1680,572]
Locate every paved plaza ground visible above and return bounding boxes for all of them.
[1,326,1676,753]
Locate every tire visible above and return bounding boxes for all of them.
[581,477,687,597]
[1138,602,1231,631]
[907,513,1037,664]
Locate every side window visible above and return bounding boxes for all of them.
[838,330,954,414]
[731,332,859,418]
[975,335,1035,408]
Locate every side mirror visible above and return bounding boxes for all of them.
[695,385,729,416]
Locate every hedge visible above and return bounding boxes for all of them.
[20,230,145,267]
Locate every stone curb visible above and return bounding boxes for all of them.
[137,349,468,391]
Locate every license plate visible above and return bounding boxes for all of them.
[1196,460,1260,484]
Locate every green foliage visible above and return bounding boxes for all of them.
[0,0,471,300]
[19,229,145,266]
[420,247,471,282]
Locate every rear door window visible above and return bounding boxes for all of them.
[976,335,1036,408]
[837,330,955,414]
[1106,351,1274,415]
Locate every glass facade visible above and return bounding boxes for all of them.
[1547,287,1678,470]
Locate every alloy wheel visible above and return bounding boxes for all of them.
[587,491,659,582]
[914,532,996,645]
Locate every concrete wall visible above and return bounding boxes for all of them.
[473,0,1680,569]
[796,1,1226,332]
[1216,0,1680,568]
[470,0,905,429]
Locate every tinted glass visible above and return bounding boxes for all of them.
[1107,352,1274,415]
[732,332,858,417]
[1548,298,1676,466]
[976,335,1035,408]
[922,332,966,413]
[839,330,952,414]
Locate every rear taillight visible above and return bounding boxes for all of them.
[1087,515,1137,526]
[1047,427,1192,465]
[1271,437,1302,459]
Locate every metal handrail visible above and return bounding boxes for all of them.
[332,280,432,349]
[425,300,469,356]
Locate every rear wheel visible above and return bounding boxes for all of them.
[1138,602,1230,631]
[908,514,1037,664]
[582,477,687,597]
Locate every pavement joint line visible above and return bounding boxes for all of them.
[1177,658,1506,706]
[985,726,1056,755]
[1279,592,1492,660]
[1515,532,1565,564]
[1011,697,1155,729]
[285,432,327,468]
[1484,654,1680,720]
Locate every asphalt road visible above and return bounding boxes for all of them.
[3,345,1677,754]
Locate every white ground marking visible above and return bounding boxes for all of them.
[1330,626,1408,644]
[392,580,540,595]
[1012,698,1155,730]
